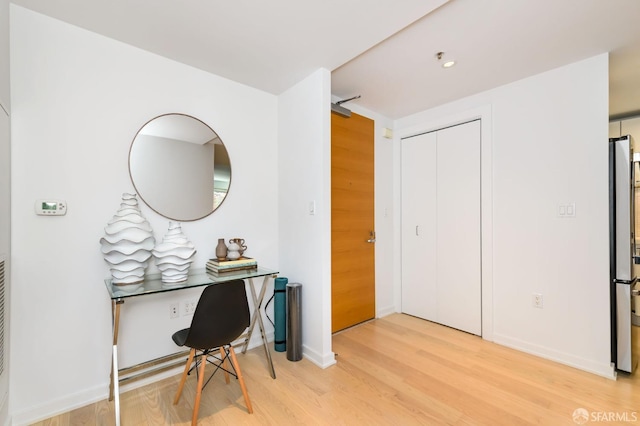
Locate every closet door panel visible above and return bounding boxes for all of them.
[401,132,437,320]
[436,121,481,335]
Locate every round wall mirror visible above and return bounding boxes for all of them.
[129,113,231,221]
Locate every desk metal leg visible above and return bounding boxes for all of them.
[109,299,123,426]
[243,276,276,379]
[242,277,265,353]
[112,345,120,426]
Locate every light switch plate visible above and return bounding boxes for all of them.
[557,202,575,218]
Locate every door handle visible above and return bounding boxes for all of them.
[367,231,376,243]
[632,289,640,297]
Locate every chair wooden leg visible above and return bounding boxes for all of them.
[174,348,195,405]
[192,353,207,426]
[221,347,230,384]
[228,345,253,414]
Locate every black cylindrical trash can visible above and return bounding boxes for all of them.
[286,282,302,361]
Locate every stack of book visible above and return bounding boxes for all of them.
[206,257,258,275]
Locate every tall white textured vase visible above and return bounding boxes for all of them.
[152,222,197,283]
[100,193,155,289]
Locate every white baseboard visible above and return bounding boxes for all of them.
[301,344,336,369]
[12,382,107,426]
[12,330,275,425]
[0,389,10,426]
[492,333,616,379]
[376,306,397,318]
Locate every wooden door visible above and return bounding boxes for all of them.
[331,111,375,333]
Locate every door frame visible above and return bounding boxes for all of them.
[395,105,494,341]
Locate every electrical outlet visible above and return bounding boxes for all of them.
[183,299,197,316]
[532,293,543,309]
[169,303,179,319]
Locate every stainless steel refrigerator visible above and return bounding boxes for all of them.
[609,135,639,373]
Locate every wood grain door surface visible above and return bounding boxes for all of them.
[331,111,375,333]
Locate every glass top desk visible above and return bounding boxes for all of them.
[105,266,278,426]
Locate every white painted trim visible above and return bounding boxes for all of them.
[320,69,334,369]
[376,305,397,319]
[0,388,9,426]
[395,104,494,341]
[392,131,403,319]
[11,382,107,426]
[302,344,336,369]
[0,252,8,420]
[493,333,616,380]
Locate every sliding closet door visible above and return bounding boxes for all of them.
[436,121,481,335]
[401,132,437,320]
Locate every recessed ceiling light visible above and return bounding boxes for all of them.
[435,51,456,69]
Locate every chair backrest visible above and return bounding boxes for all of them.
[184,279,250,350]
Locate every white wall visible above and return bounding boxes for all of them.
[0,0,8,110]
[0,0,9,276]
[10,6,279,424]
[395,54,612,377]
[0,112,9,426]
[278,69,335,368]
[0,0,10,424]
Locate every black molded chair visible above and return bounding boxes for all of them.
[172,280,253,425]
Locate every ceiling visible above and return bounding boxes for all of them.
[11,0,640,120]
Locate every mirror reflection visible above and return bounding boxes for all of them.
[129,113,231,221]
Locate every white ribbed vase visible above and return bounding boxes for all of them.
[100,193,155,288]
[152,222,197,283]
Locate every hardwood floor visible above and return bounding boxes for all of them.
[33,314,640,425]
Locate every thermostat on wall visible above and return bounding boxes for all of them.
[35,200,67,216]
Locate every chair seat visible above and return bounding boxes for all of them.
[172,328,189,347]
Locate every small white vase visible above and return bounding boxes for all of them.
[152,222,197,283]
[227,240,241,260]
